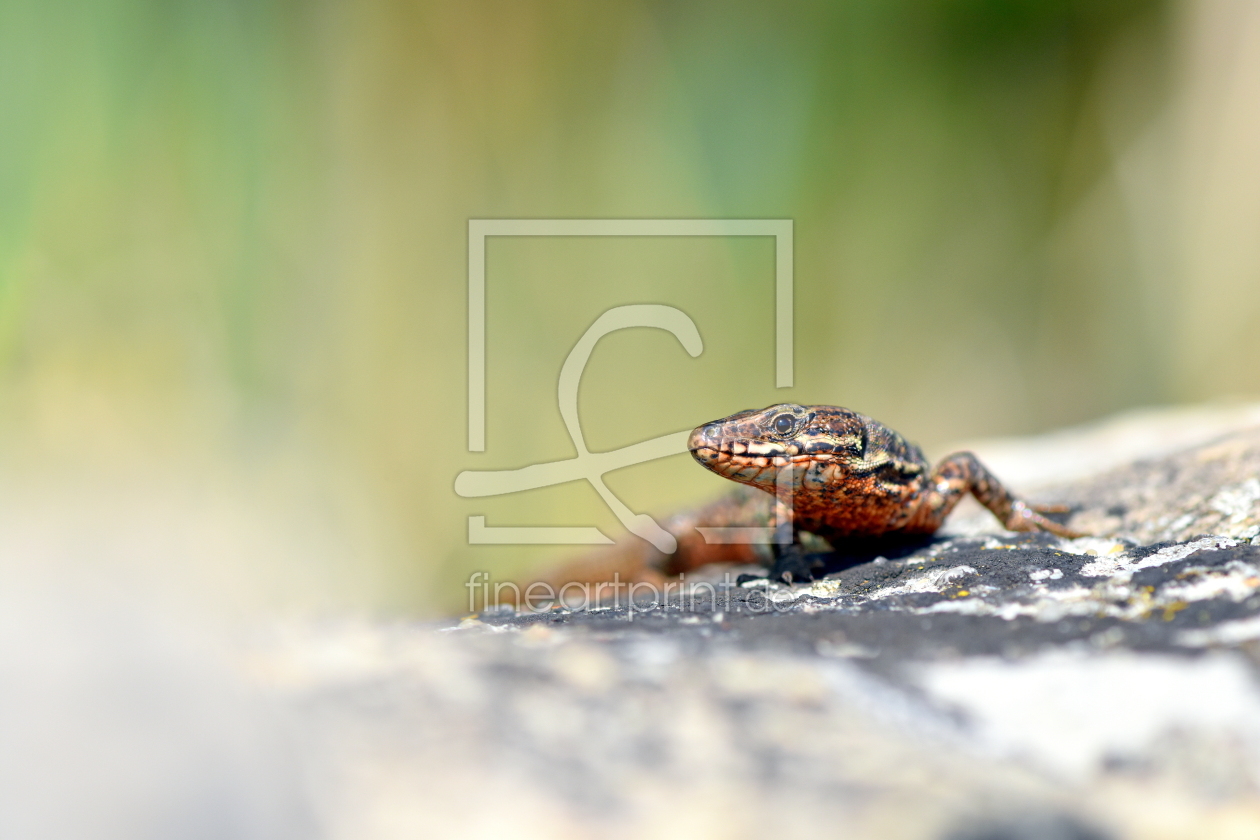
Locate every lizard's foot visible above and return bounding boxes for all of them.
[768,545,822,584]
[1005,501,1086,539]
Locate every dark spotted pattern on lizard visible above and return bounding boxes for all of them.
[688,403,1079,543]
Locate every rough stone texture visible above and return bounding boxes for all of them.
[249,409,1260,840]
[11,406,1260,839]
[1068,428,1260,545]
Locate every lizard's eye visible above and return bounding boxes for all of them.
[772,413,797,437]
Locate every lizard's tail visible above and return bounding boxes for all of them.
[485,490,770,611]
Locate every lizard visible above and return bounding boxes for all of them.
[687,403,1081,582]
[496,403,1080,606]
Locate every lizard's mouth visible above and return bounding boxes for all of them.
[687,425,816,485]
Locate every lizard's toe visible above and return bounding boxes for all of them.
[1006,502,1086,539]
[768,546,821,584]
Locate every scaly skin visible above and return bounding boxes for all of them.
[688,403,1080,543]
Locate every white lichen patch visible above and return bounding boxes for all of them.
[1160,560,1260,605]
[1029,568,1064,582]
[1135,536,1243,569]
[920,597,1031,620]
[1058,536,1128,557]
[1077,554,1130,578]
[1079,536,1242,578]
[920,584,1098,622]
[864,565,977,600]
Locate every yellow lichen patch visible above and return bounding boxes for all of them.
[807,579,844,597]
[1162,601,1188,622]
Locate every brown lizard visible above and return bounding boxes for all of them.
[688,403,1080,582]
[503,403,1079,604]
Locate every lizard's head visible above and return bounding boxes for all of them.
[689,403,858,492]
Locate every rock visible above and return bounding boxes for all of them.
[1067,426,1260,544]
[247,406,1260,839]
[15,406,1260,839]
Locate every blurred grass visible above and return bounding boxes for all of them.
[1,0,1258,614]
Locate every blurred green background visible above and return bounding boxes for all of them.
[3,0,1259,614]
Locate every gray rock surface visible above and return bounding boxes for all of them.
[11,406,1260,840]
[263,410,1260,840]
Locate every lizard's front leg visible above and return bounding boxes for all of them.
[764,495,823,583]
[904,452,1082,538]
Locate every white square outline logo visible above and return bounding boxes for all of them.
[458,218,793,547]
